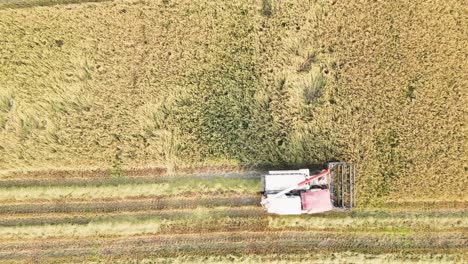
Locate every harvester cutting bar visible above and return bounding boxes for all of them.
[261,169,329,207]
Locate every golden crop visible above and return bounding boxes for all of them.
[0,0,466,204]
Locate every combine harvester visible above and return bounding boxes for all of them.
[261,162,356,215]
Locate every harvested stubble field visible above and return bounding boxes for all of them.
[0,172,466,263]
[0,0,467,262]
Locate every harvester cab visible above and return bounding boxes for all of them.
[260,162,355,215]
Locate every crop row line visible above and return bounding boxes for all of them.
[1,208,466,229]
[1,231,466,260]
[1,215,466,240]
[0,195,261,214]
[0,178,260,202]
[0,207,265,227]
[0,166,247,180]
[0,172,261,188]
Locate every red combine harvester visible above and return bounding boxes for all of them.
[261,162,355,215]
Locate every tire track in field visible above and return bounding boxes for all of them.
[1,231,466,260]
[0,166,250,181]
[0,207,265,227]
[0,178,259,202]
[0,195,260,214]
[0,172,261,188]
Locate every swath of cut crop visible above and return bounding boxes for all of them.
[0,172,261,188]
[0,207,265,227]
[0,195,260,214]
[0,178,259,202]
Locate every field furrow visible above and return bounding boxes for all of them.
[1,231,466,261]
[0,172,260,188]
[0,195,260,214]
[0,178,259,202]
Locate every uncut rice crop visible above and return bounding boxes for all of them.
[0,0,465,203]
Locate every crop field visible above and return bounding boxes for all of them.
[1,0,466,202]
[0,0,467,262]
[0,170,466,263]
